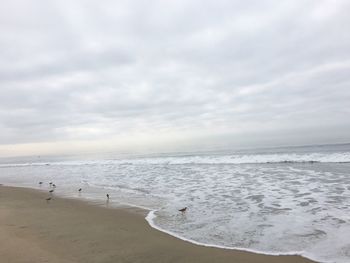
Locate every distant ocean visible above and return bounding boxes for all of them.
[1,143,350,263]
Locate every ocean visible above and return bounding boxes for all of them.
[1,143,350,263]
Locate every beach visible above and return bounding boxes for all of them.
[0,185,315,263]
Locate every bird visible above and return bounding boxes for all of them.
[179,207,187,214]
[52,184,56,188]
[106,194,110,199]
[46,197,52,202]
[49,189,54,193]
[39,181,43,185]
[49,182,53,187]
[78,188,82,192]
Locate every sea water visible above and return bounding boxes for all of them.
[1,143,350,263]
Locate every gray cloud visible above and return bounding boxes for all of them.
[1,0,350,154]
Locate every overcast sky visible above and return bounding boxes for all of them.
[1,0,350,156]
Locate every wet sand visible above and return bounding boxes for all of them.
[0,186,316,263]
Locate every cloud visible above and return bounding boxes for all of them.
[0,0,350,156]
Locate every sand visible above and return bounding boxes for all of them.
[0,185,316,263]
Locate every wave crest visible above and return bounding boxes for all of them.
[1,152,350,167]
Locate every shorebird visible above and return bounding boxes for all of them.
[49,189,54,193]
[46,197,52,202]
[179,207,187,214]
[49,182,53,187]
[52,184,56,188]
[39,182,43,185]
[106,194,110,199]
[78,188,82,192]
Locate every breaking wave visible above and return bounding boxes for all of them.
[1,152,350,168]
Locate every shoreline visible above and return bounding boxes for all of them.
[145,210,308,257]
[0,185,317,263]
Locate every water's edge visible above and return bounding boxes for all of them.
[145,211,325,263]
[1,183,321,263]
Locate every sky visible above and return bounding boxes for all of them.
[0,0,350,157]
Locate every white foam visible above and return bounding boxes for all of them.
[145,210,305,256]
[1,151,350,168]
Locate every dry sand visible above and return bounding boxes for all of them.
[0,185,316,263]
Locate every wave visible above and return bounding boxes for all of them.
[1,152,350,168]
[145,210,328,263]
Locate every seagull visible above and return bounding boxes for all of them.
[39,182,43,185]
[78,188,82,192]
[49,182,53,187]
[52,184,56,188]
[46,197,52,202]
[106,194,110,199]
[179,207,187,214]
[49,189,54,193]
